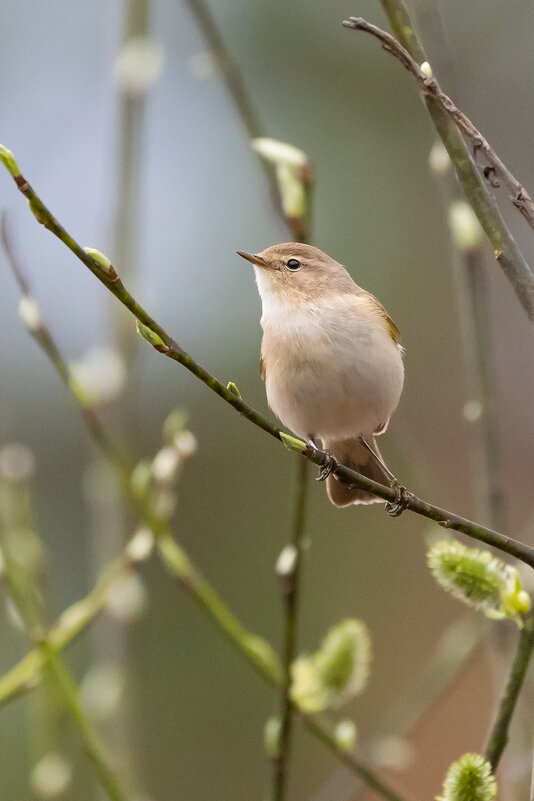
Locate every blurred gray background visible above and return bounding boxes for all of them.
[1,1,534,799]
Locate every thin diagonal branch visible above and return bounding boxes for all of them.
[1,225,410,801]
[0,537,141,709]
[183,0,277,203]
[184,0,263,140]
[343,12,534,321]
[344,16,534,227]
[484,611,534,770]
[1,217,282,688]
[2,153,534,572]
[185,0,316,242]
[0,479,130,801]
[40,641,130,801]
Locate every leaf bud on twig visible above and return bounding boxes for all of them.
[18,297,41,332]
[279,432,306,454]
[113,37,164,95]
[448,200,483,251]
[420,60,433,78]
[226,381,242,399]
[136,320,169,352]
[0,145,21,178]
[429,140,451,175]
[252,137,310,222]
[334,720,357,752]
[30,752,72,798]
[83,247,119,281]
[264,716,282,758]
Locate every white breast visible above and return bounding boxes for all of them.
[257,282,404,441]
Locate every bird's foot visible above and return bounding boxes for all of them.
[385,481,411,517]
[306,439,337,482]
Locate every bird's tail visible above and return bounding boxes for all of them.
[322,436,389,507]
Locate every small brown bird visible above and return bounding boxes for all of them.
[238,243,404,506]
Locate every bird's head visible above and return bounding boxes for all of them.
[237,242,355,306]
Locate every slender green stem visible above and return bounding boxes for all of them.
[0,542,136,708]
[183,0,277,201]
[273,458,309,801]
[157,533,282,683]
[304,718,412,801]
[484,611,534,770]
[184,0,316,242]
[462,250,504,530]
[2,157,534,572]
[344,10,534,320]
[112,0,151,357]
[41,642,130,801]
[0,472,130,800]
[184,0,262,139]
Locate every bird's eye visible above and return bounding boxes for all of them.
[286,258,301,271]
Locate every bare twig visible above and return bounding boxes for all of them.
[343,12,534,321]
[484,611,534,770]
[343,17,534,227]
[41,641,130,801]
[273,458,309,801]
[2,155,534,571]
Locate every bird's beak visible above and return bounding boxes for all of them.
[236,251,272,269]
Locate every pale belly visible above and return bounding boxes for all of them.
[262,324,404,440]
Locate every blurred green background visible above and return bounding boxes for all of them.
[1,1,534,799]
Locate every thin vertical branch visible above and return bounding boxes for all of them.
[273,458,310,801]
[461,248,505,530]
[417,0,505,532]
[484,612,534,770]
[184,5,314,791]
[112,0,152,346]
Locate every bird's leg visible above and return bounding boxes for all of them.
[306,436,337,482]
[358,436,397,483]
[358,436,411,516]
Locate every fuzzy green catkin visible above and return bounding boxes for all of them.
[427,540,530,626]
[315,620,370,694]
[290,619,371,712]
[439,753,497,801]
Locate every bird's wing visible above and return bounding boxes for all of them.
[259,355,266,381]
[368,294,401,345]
